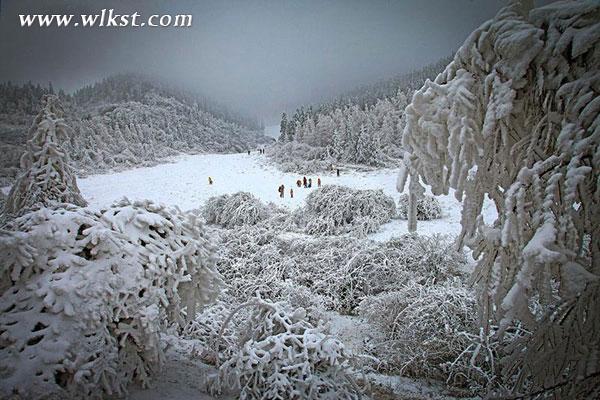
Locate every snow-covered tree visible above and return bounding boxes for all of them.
[0,199,220,398]
[3,95,87,218]
[354,123,380,165]
[398,1,600,396]
[279,112,288,142]
[315,114,335,147]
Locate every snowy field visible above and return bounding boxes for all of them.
[78,152,496,240]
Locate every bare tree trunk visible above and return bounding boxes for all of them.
[408,174,418,232]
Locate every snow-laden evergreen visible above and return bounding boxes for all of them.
[3,95,86,218]
[0,199,220,399]
[399,1,600,396]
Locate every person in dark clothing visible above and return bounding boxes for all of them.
[296,179,302,188]
[248,150,251,155]
[279,184,285,198]
[308,178,312,188]
[336,168,340,177]
[303,176,307,188]
[290,188,294,198]
[317,177,321,187]
[208,177,213,185]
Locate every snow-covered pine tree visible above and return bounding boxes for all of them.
[355,122,380,165]
[315,114,335,147]
[286,117,296,142]
[279,112,288,142]
[294,119,303,142]
[3,94,87,218]
[302,117,317,146]
[398,1,600,396]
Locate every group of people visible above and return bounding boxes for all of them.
[296,176,321,189]
[278,176,322,198]
[247,149,265,155]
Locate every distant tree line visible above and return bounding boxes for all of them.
[273,57,450,167]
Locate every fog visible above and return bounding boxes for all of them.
[0,0,550,122]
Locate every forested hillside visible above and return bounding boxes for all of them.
[0,76,270,185]
[268,58,450,171]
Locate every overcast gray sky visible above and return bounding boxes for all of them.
[0,0,549,122]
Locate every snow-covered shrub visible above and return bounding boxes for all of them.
[398,1,600,394]
[188,286,328,369]
[215,224,365,309]
[0,199,220,399]
[4,95,87,219]
[444,325,527,394]
[215,224,290,302]
[274,281,328,322]
[329,234,466,313]
[203,192,271,228]
[383,234,466,284]
[185,297,244,367]
[304,185,396,237]
[326,243,415,313]
[397,194,441,220]
[280,236,363,299]
[215,213,465,314]
[209,298,361,399]
[358,280,477,381]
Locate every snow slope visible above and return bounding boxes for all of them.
[78,152,496,239]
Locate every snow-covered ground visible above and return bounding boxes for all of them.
[78,152,497,240]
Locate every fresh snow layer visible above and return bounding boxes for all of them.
[78,152,497,239]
